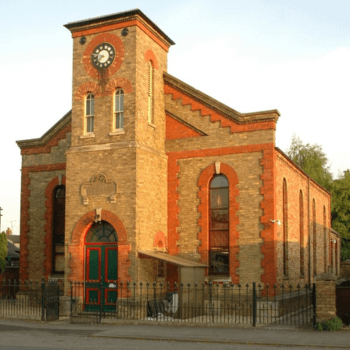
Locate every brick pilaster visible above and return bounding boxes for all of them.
[315,273,337,323]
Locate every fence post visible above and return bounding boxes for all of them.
[99,282,103,322]
[252,282,257,327]
[70,282,73,317]
[312,283,316,328]
[41,277,45,321]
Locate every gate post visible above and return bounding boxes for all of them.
[99,282,103,322]
[315,273,337,325]
[312,283,316,327]
[252,282,257,327]
[41,277,45,321]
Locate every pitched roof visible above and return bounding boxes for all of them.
[164,72,280,124]
[7,235,19,244]
[16,110,71,149]
[64,9,175,46]
[7,241,19,259]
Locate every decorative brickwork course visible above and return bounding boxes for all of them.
[21,123,71,155]
[74,82,101,100]
[165,114,202,140]
[104,77,133,95]
[164,84,276,132]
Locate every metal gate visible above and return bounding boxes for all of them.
[43,280,60,321]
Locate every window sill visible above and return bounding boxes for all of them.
[80,133,95,139]
[109,129,125,136]
[148,122,156,129]
[205,275,232,283]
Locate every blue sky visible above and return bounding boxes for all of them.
[1,0,350,235]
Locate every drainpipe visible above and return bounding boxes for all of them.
[308,177,311,285]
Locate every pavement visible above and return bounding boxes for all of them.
[0,317,350,348]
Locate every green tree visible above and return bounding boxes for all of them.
[286,135,333,191]
[331,170,350,260]
[286,135,350,261]
[0,231,7,273]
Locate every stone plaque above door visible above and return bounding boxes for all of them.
[80,173,117,205]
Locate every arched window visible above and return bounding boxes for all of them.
[313,199,317,276]
[209,174,229,275]
[147,61,154,124]
[52,185,65,274]
[85,93,94,133]
[114,89,124,129]
[85,221,118,243]
[299,190,304,277]
[323,206,327,273]
[283,178,288,277]
[335,240,338,275]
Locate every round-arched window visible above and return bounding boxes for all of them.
[85,221,118,243]
[209,174,229,275]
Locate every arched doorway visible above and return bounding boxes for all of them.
[84,221,118,311]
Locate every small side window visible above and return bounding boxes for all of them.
[147,61,154,124]
[85,93,94,133]
[114,89,124,129]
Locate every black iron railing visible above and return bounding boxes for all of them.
[0,278,60,321]
[70,281,316,326]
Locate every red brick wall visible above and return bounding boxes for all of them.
[43,175,66,279]
[275,149,331,285]
[20,163,66,282]
[167,143,277,285]
[166,115,202,140]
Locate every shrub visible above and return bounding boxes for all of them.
[316,317,343,331]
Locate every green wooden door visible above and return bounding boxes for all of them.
[85,221,118,312]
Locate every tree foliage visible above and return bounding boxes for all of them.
[287,135,333,191]
[287,135,350,261]
[0,231,7,273]
[331,170,350,260]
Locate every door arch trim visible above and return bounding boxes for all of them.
[68,209,130,283]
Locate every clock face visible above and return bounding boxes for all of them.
[91,42,115,69]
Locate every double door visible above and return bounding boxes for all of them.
[85,245,118,311]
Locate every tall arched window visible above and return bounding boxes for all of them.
[299,190,304,277]
[283,178,288,277]
[209,174,229,275]
[52,185,65,274]
[313,199,317,276]
[323,206,327,273]
[147,61,154,124]
[335,240,338,275]
[114,89,124,129]
[85,93,94,133]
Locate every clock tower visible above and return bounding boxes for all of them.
[64,10,174,286]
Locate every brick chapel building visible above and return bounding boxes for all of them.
[16,10,340,297]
